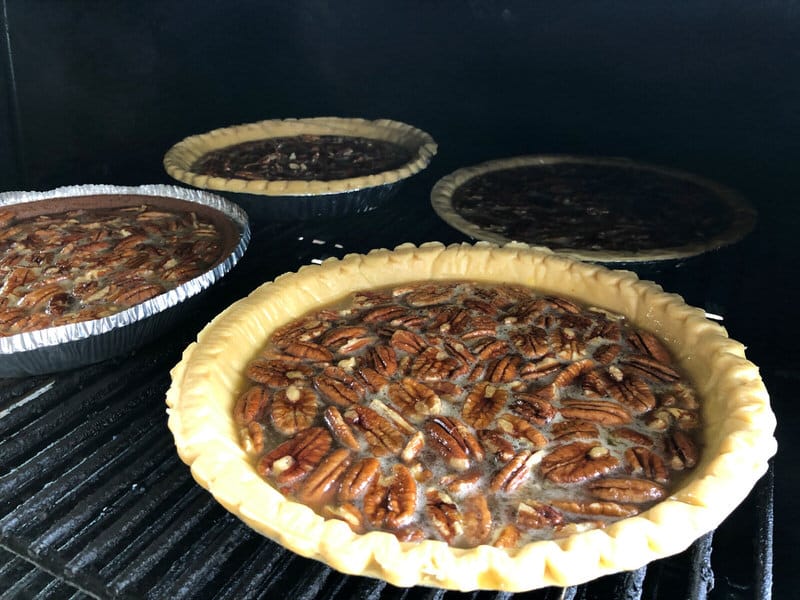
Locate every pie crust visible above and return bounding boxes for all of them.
[166,242,776,591]
[164,117,437,197]
[431,156,757,263]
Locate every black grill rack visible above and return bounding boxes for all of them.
[0,213,775,600]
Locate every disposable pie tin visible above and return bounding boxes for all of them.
[0,184,250,377]
[163,117,438,221]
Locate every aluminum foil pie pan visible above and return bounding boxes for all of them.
[0,184,250,378]
[163,117,438,222]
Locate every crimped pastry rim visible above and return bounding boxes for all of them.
[165,241,775,591]
[430,156,757,263]
[164,117,438,197]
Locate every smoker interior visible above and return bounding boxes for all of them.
[1,2,796,598]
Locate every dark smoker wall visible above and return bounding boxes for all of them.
[1,0,798,594]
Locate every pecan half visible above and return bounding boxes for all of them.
[282,341,334,363]
[246,358,315,387]
[387,377,442,422]
[666,430,699,469]
[492,524,522,548]
[323,406,361,450]
[496,414,547,448]
[410,347,466,381]
[510,391,556,425]
[540,442,619,484]
[298,448,352,507]
[621,355,681,383]
[385,464,418,529]
[258,427,332,485]
[462,494,492,546]
[550,500,640,518]
[462,383,508,429]
[426,489,463,543]
[490,451,537,493]
[344,405,405,457]
[477,429,516,462]
[587,477,667,503]
[560,398,632,425]
[509,326,549,359]
[516,501,564,529]
[551,420,599,442]
[389,329,428,355]
[270,385,319,436]
[233,385,271,426]
[627,330,673,364]
[338,457,381,502]
[625,447,668,484]
[313,367,365,406]
[425,416,483,471]
[322,503,365,533]
[364,344,398,377]
[485,354,522,383]
[271,317,330,346]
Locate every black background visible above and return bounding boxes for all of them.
[1,1,797,596]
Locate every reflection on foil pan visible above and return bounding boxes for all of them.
[0,184,250,377]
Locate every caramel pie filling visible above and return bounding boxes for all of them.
[191,134,413,181]
[236,282,702,549]
[451,163,734,251]
[0,204,223,337]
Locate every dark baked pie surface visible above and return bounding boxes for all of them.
[192,135,414,182]
[432,156,756,262]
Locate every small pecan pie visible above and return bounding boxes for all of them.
[0,198,225,337]
[166,243,775,591]
[431,156,757,262]
[164,117,437,198]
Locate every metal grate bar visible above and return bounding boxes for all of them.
[755,462,775,600]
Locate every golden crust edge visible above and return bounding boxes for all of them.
[163,116,438,197]
[165,241,776,591]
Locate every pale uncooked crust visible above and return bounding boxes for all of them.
[164,117,437,197]
[430,156,757,263]
[165,242,776,592]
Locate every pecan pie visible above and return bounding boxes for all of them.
[431,156,757,263]
[0,197,226,337]
[166,242,775,591]
[163,117,437,206]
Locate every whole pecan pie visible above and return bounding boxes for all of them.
[163,117,437,219]
[166,242,775,591]
[431,156,757,263]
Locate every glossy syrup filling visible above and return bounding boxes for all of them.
[0,204,222,337]
[192,135,413,181]
[236,281,702,548]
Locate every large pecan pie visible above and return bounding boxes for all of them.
[164,117,437,218]
[166,242,775,591]
[431,156,757,263]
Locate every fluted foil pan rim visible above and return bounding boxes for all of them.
[0,184,250,369]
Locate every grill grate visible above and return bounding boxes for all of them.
[0,215,774,600]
